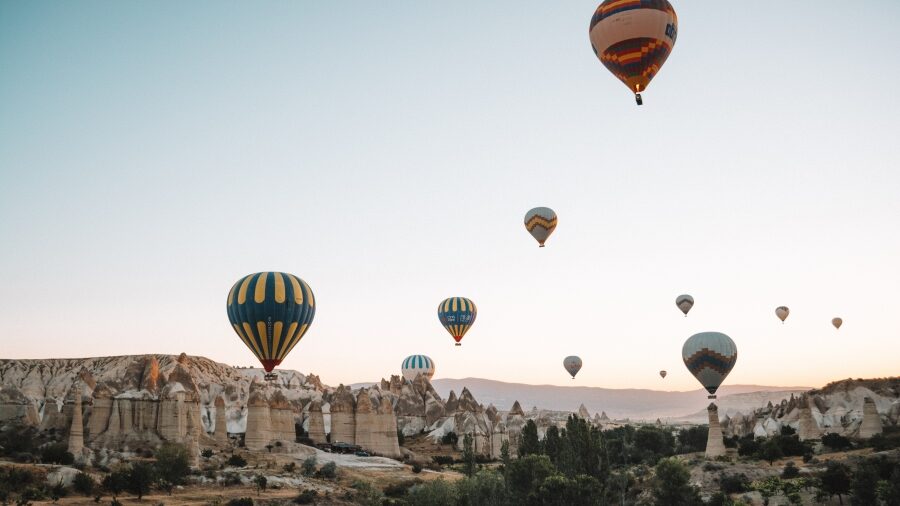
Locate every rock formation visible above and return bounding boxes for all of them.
[797,397,820,441]
[269,390,296,442]
[705,403,726,458]
[213,396,228,444]
[244,381,273,451]
[858,397,883,439]
[67,388,84,458]
[330,385,356,444]
[307,401,326,444]
[577,404,590,420]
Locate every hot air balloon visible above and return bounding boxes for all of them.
[564,356,583,379]
[226,272,316,380]
[438,297,477,346]
[401,355,436,383]
[659,370,667,379]
[682,332,737,399]
[832,317,843,329]
[676,294,694,316]
[776,306,790,323]
[524,207,558,247]
[589,0,678,105]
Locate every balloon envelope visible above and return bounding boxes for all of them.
[401,355,436,383]
[564,356,583,379]
[659,370,667,379]
[682,332,737,398]
[226,272,316,373]
[589,0,678,100]
[438,297,477,345]
[832,317,843,329]
[524,207,558,247]
[676,294,694,316]
[776,306,790,323]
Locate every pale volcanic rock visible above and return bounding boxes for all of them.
[106,399,122,436]
[244,381,273,451]
[0,385,39,425]
[577,404,591,420]
[705,403,726,458]
[445,391,458,413]
[457,388,480,413]
[599,411,610,422]
[67,387,85,458]
[307,401,327,444]
[858,397,883,438]
[352,390,401,457]
[798,397,821,441]
[269,390,296,442]
[330,385,356,444]
[213,396,228,444]
[424,390,445,426]
[40,399,68,431]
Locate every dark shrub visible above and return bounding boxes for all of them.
[294,489,317,504]
[782,461,799,478]
[72,472,96,496]
[40,443,75,465]
[719,473,751,494]
[821,432,852,451]
[441,432,458,446]
[227,454,248,467]
[412,463,423,474]
[227,498,254,506]
[317,461,337,480]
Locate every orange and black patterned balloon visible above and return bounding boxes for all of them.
[589,0,678,102]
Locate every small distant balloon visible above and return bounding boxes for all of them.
[676,295,694,316]
[564,356,583,379]
[524,207,558,247]
[659,370,667,379]
[682,331,737,399]
[776,306,790,323]
[832,317,843,329]
[438,297,477,346]
[401,355,435,383]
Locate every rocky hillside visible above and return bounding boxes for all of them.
[721,377,900,439]
[431,377,810,419]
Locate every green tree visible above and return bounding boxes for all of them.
[456,470,507,506]
[676,426,709,454]
[253,474,267,496]
[407,479,458,506]
[72,472,96,496]
[760,438,783,465]
[878,467,900,505]
[125,462,155,500]
[101,470,128,501]
[500,439,511,491]
[543,426,561,466]
[154,443,191,495]
[40,443,75,465]
[519,420,540,458]
[819,461,852,505]
[507,454,556,503]
[462,433,476,478]
[301,455,317,476]
[850,460,879,505]
[652,458,702,506]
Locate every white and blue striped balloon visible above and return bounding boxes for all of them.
[401,355,436,382]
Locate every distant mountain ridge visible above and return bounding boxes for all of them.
[427,377,811,420]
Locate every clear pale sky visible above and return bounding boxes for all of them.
[2,1,898,391]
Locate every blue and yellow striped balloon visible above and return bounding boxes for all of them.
[226,272,316,372]
[437,297,477,346]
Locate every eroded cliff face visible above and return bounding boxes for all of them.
[721,379,900,439]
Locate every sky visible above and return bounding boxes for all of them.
[1,1,899,392]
